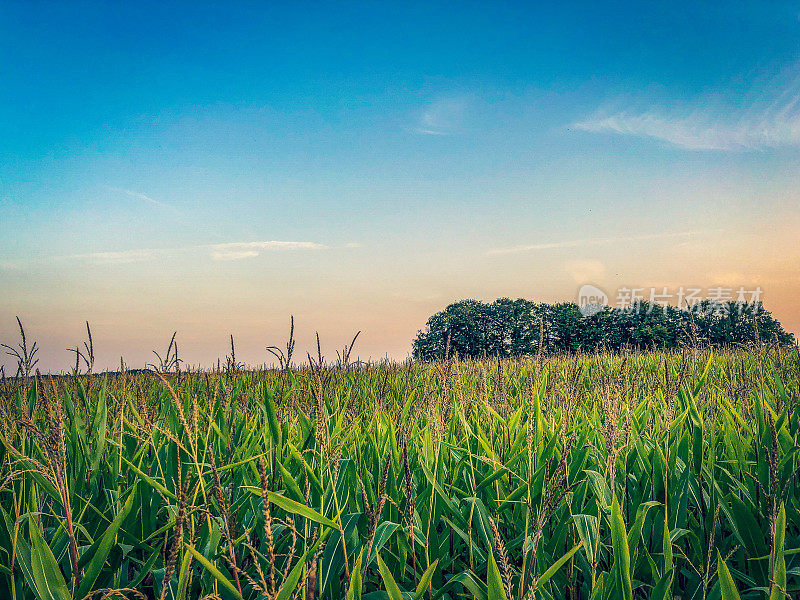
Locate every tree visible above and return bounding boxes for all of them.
[412,298,795,360]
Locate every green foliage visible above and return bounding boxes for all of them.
[487,550,508,600]
[413,298,795,358]
[0,347,799,599]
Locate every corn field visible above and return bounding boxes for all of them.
[1,347,799,600]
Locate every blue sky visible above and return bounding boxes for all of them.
[2,2,800,369]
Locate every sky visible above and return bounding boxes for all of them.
[2,1,800,371]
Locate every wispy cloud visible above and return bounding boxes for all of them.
[70,249,165,263]
[488,230,710,255]
[415,96,470,135]
[68,240,329,264]
[209,250,261,261]
[574,71,800,150]
[108,186,167,207]
[207,241,328,261]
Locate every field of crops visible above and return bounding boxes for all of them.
[1,348,799,600]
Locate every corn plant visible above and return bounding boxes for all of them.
[0,344,798,599]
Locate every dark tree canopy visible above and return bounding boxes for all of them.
[412,298,795,359]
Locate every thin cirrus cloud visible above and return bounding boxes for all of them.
[207,241,328,261]
[415,96,470,135]
[67,240,329,264]
[574,71,800,151]
[107,186,167,207]
[488,230,710,255]
[70,249,164,264]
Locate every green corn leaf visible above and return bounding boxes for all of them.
[29,516,71,600]
[377,553,405,600]
[718,552,742,600]
[534,540,583,592]
[663,507,673,576]
[185,544,243,600]
[651,568,673,600]
[365,521,400,568]
[610,494,633,600]
[3,506,40,600]
[76,486,136,598]
[176,547,193,600]
[262,385,282,448]
[275,529,330,600]
[244,490,338,529]
[122,456,177,501]
[770,503,786,600]
[345,550,363,600]
[627,500,660,554]
[89,379,108,473]
[573,514,599,565]
[431,570,487,600]
[585,470,612,511]
[486,550,508,600]
[414,559,439,600]
[278,460,305,502]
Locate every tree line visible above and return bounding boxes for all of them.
[412,298,795,359]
